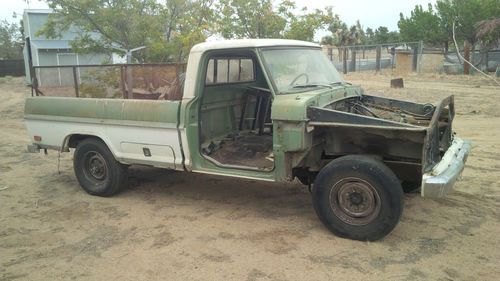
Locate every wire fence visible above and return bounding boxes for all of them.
[324,41,500,76]
[32,63,187,100]
[30,48,500,98]
[323,41,425,74]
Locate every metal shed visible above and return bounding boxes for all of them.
[22,9,112,85]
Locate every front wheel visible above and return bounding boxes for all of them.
[312,155,403,241]
[73,138,128,197]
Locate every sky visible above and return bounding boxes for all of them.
[2,0,438,34]
[297,0,437,30]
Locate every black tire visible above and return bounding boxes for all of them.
[73,138,127,197]
[312,155,403,241]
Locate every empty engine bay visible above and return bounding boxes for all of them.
[325,95,437,127]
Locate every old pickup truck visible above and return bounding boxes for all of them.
[25,39,471,241]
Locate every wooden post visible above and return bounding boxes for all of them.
[327,46,333,61]
[120,66,127,99]
[418,40,423,73]
[72,66,79,97]
[375,45,381,73]
[463,40,470,75]
[126,65,134,98]
[481,50,488,72]
[412,46,418,72]
[350,49,356,72]
[343,48,348,74]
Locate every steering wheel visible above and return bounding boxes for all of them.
[289,73,309,86]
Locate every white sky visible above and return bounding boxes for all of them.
[2,0,49,23]
[2,0,437,36]
[294,0,437,31]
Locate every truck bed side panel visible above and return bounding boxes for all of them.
[25,97,183,170]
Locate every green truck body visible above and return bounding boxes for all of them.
[25,39,471,241]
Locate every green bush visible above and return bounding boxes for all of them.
[79,83,108,98]
[78,68,121,98]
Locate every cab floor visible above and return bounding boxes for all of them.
[207,132,274,170]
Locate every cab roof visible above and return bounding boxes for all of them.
[190,39,320,53]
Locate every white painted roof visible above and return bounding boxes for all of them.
[190,39,320,53]
[31,40,71,50]
[24,9,53,14]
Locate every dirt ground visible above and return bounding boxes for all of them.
[1,73,499,281]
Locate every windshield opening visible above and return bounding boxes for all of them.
[260,48,344,94]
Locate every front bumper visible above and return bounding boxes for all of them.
[421,138,472,198]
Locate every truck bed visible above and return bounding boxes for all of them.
[24,96,184,170]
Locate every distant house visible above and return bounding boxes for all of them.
[22,9,117,85]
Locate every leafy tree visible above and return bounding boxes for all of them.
[397,0,500,52]
[363,27,374,44]
[217,0,293,38]
[436,0,500,50]
[39,0,214,62]
[326,15,348,46]
[354,20,365,43]
[475,18,500,50]
[149,0,215,62]
[217,0,331,40]
[371,26,400,44]
[285,7,332,41]
[0,20,23,59]
[327,15,364,46]
[365,28,374,38]
[398,4,445,47]
[320,35,334,45]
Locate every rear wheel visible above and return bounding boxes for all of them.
[312,155,403,241]
[74,138,127,197]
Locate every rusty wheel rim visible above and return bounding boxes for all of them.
[83,151,108,182]
[329,177,381,226]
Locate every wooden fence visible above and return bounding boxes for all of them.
[0,59,25,77]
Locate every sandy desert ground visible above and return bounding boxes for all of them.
[0,73,499,281]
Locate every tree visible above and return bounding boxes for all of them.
[285,7,332,41]
[475,18,500,50]
[320,35,334,45]
[217,0,293,38]
[217,0,331,40]
[435,0,499,73]
[327,15,364,46]
[436,0,500,50]
[149,0,215,62]
[427,0,500,51]
[371,26,400,44]
[355,20,366,43]
[39,0,214,62]
[364,27,374,44]
[398,0,499,53]
[0,20,23,59]
[398,4,445,47]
